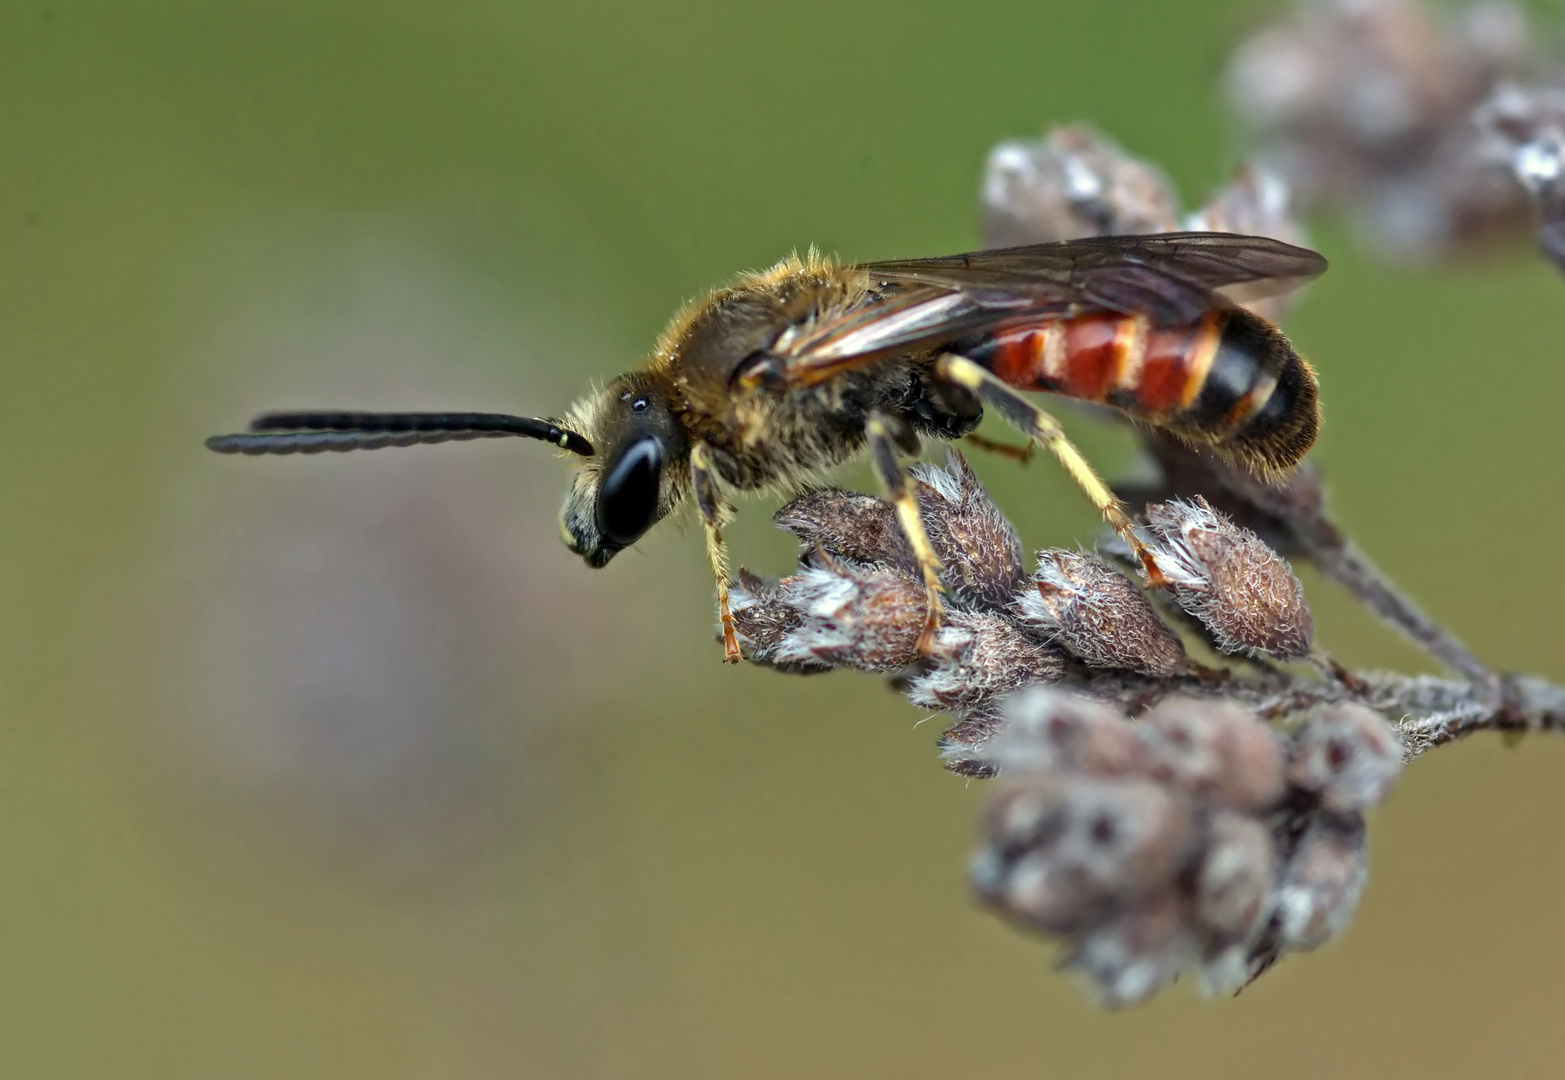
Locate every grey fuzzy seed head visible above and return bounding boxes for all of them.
[980,124,1182,248]
[975,772,1199,936]
[768,563,928,672]
[971,688,1393,1002]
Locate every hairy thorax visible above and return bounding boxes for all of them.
[688,363,921,492]
[653,254,922,493]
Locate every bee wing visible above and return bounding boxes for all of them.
[769,285,1040,367]
[762,232,1325,383]
[862,232,1327,327]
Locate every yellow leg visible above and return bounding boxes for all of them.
[690,443,741,663]
[865,412,946,654]
[934,354,1165,585]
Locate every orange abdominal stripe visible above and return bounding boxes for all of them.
[969,308,1301,453]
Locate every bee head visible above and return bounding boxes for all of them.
[560,373,690,568]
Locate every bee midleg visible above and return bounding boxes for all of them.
[864,410,946,655]
[690,442,741,664]
[933,354,1166,586]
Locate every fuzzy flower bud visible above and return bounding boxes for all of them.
[1289,703,1404,813]
[967,689,1392,1004]
[1187,164,1307,249]
[1016,550,1188,676]
[1184,165,1311,322]
[728,571,823,672]
[1193,811,1277,943]
[774,488,915,571]
[912,453,1028,610]
[1473,83,1565,272]
[907,612,1065,713]
[1275,815,1369,951]
[978,687,1150,779]
[1065,896,1198,1008]
[973,774,1198,935]
[768,563,926,672]
[1137,697,1288,813]
[1144,496,1314,659]
[980,124,1181,248]
[971,785,1105,934]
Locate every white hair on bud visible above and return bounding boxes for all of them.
[780,566,864,621]
[1143,497,1313,659]
[909,456,966,505]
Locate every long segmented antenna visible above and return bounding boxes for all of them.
[205,411,594,457]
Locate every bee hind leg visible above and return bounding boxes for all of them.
[690,443,742,663]
[864,411,948,656]
[962,432,1036,463]
[933,354,1166,587]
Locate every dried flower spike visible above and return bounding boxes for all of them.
[1143,496,1314,659]
[736,443,1560,1007]
[1015,550,1188,676]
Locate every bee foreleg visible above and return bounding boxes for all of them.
[933,354,1167,587]
[690,442,742,664]
[864,411,947,656]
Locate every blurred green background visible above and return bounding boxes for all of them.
[5,1,1565,1077]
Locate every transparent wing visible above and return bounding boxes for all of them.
[757,232,1326,385]
[861,232,1327,326]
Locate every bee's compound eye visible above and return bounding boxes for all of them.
[596,436,663,547]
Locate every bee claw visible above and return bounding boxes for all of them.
[1137,548,1168,589]
[720,619,742,664]
[915,609,964,661]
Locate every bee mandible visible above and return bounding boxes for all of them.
[207,232,1326,662]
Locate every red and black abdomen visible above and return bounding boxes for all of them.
[964,307,1318,476]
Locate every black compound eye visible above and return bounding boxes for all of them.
[596,437,663,547]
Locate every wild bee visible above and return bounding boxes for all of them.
[207,232,1325,662]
